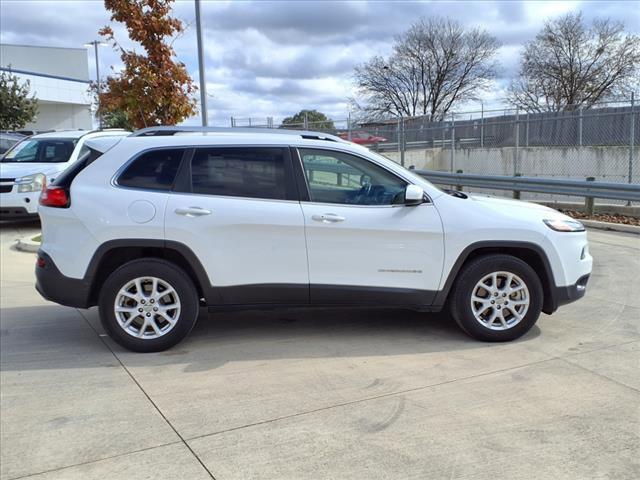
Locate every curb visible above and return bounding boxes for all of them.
[15,237,40,253]
[582,219,640,235]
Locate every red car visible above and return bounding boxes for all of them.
[338,131,387,145]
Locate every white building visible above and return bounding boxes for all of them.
[0,44,93,130]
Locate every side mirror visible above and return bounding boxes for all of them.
[405,185,425,206]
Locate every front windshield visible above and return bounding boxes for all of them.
[1,138,77,163]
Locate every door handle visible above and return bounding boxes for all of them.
[311,213,346,223]
[175,207,212,217]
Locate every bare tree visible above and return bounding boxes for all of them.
[354,18,499,120]
[509,12,640,112]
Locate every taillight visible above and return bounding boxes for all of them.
[39,186,69,208]
[36,256,46,268]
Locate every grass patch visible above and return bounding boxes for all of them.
[31,234,42,243]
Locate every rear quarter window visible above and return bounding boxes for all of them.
[118,149,185,191]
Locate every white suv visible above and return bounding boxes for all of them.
[35,127,592,352]
[0,129,128,219]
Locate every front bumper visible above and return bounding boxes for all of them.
[556,273,590,306]
[0,189,40,217]
[0,206,36,219]
[549,274,590,312]
[540,229,592,314]
[35,250,92,308]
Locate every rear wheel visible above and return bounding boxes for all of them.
[98,258,199,352]
[449,254,543,342]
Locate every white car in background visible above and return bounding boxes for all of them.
[0,132,26,155]
[0,129,128,219]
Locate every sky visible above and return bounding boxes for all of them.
[1,0,639,126]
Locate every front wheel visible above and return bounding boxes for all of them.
[449,254,543,342]
[98,258,199,352]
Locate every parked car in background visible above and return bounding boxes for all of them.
[35,127,591,352]
[0,129,129,219]
[339,130,387,145]
[0,132,25,155]
[12,130,54,136]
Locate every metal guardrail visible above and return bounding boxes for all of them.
[376,138,486,152]
[415,170,640,202]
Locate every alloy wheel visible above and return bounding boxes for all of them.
[113,276,181,339]
[470,271,530,331]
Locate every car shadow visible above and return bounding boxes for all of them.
[0,304,541,372]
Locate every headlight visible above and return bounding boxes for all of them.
[543,218,585,232]
[16,173,46,193]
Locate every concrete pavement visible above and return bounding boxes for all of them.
[1,220,638,479]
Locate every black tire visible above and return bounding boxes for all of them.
[449,254,543,342]
[98,258,199,352]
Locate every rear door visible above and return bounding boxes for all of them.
[296,147,444,306]
[165,146,309,305]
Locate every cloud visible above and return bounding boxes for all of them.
[1,0,637,125]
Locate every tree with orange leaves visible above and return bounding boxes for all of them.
[96,0,198,129]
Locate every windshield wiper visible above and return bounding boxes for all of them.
[443,188,468,199]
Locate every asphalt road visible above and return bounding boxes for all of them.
[1,220,638,480]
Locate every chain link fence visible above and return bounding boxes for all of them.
[230,96,639,205]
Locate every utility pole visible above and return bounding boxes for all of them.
[629,92,635,186]
[480,101,484,148]
[84,40,106,128]
[195,0,208,126]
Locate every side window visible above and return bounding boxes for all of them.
[299,148,407,205]
[118,149,184,191]
[41,141,75,162]
[190,147,288,200]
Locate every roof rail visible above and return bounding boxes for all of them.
[129,126,345,143]
[80,128,129,137]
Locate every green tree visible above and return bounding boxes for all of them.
[101,109,133,130]
[281,110,335,130]
[0,69,38,130]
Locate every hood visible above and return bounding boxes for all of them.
[468,194,573,222]
[0,162,63,180]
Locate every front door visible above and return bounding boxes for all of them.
[297,147,444,306]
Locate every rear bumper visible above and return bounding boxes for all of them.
[35,250,92,308]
